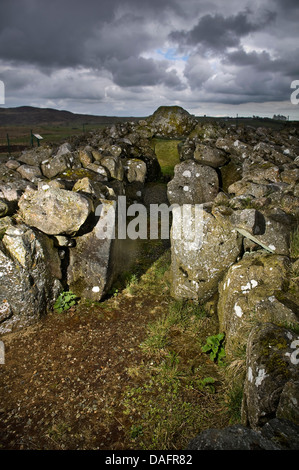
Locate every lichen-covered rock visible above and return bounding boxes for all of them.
[193,143,228,168]
[217,253,298,358]
[147,106,197,138]
[18,186,93,236]
[18,146,53,167]
[170,206,242,302]
[230,207,295,256]
[260,418,299,450]
[124,158,147,183]
[167,160,219,205]
[100,155,124,181]
[17,164,43,182]
[72,177,111,200]
[0,199,9,217]
[0,222,62,334]
[67,200,119,301]
[242,323,299,430]
[187,424,279,450]
[276,381,299,425]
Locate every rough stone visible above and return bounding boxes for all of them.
[242,323,299,430]
[17,164,43,182]
[124,158,147,183]
[193,143,228,168]
[18,187,93,236]
[67,200,119,301]
[167,160,219,205]
[170,206,242,302]
[101,155,124,181]
[187,424,279,450]
[0,223,62,334]
[147,105,197,138]
[217,252,298,359]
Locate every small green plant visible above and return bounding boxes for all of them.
[197,377,216,393]
[202,333,226,366]
[54,291,78,313]
[130,424,143,439]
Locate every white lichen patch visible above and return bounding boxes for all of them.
[255,368,267,386]
[183,170,191,178]
[234,303,243,317]
[92,286,100,293]
[241,279,258,293]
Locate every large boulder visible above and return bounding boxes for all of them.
[170,206,242,302]
[147,106,197,138]
[67,199,119,301]
[18,186,93,236]
[230,208,295,256]
[193,143,229,168]
[187,419,299,450]
[242,323,299,430]
[187,424,279,450]
[167,160,219,205]
[18,146,53,167]
[217,252,298,359]
[0,221,62,334]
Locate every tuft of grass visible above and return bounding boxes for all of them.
[121,295,230,450]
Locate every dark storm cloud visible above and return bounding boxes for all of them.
[107,56,183,88]
[169,9,277,52]
[0,0,298,116]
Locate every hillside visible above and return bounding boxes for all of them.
[0,106,142,127]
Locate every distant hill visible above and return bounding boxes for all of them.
[0,106,143,127]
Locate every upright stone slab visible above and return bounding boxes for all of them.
[67,200,119,301]
[170,206,242,302]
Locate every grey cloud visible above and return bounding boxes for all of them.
[169,9,277,51]
[107,56,184,89]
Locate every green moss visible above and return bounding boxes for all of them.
[266,352,290,378]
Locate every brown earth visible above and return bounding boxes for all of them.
[0,248,230,451]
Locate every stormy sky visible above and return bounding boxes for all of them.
[0,0,298,118]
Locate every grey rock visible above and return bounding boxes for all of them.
[17,164,43,182]
[194,143,228,168]
[147,105,197,138]
[18,187,93,236]
[101,155,124,181]
[67,200,119,301]
[18,146,53,166]
[167,160,219,205]
[124,158,147,183]
[170,206,242,302]
[0,223,62,334]
[187,424,279,450]
[242,323,299,430]
[218,253,298,359]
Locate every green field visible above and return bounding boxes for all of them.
[151,138,181,177]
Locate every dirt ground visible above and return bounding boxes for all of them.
[0,248,230,451]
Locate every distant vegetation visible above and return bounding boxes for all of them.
[0,105,298,157]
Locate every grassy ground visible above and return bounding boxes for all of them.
[151,138,181,178]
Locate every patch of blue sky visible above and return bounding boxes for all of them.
[156,48,189,62]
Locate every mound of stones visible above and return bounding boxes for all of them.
[1,105,299,448]
[166,118,299,448]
